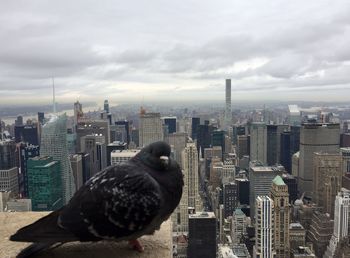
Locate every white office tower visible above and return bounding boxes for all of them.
[224,79,232,129]
[182,141,201,212]
[254,196,276,258]
[139,110,163,147]
[323,188,350,258]
[40,114,76,204]
[250,122,267,164]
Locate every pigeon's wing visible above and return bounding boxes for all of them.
[58,164,162,241]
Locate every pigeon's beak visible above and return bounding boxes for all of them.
[160,156,169,167]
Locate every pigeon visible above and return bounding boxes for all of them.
[10,141,183,258]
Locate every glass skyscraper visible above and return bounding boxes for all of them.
[40,114,76,204]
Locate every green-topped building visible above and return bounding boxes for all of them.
[270,175,291,258]
[27,156,63,211]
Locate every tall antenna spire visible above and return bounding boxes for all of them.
[52,77,56,114]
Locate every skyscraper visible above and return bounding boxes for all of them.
[281,127,301,173]
[73,100,83,127]
[231,208,248,244]
[250,122,267,164]
[254,196,276,258]
[70,154,83,190]
[27,156,62,211]
[0,139,18,195]
[299,123,340,198]
[224,79,232,129]
[104,99,109,113]
[76,120,110,152]
[211,130,226,158]
[223,182,237,218]
[0,139,16,169]
[165,132,187,166]
[115,120,130,144]
[266,125,288,166]
[80,134,106,176]
[191,117,200,140]
[313,152,343,217]
[324,188,350,258]
[188,212,217,258]
[14,124,39,145]
[270,176,290,258]
[182,141,201,211]
[0,167,18,195]
[17,143,40,197]
[307,211,333,258]
[197,121,215,157]
[237,135,250,159]
[162,116,177,134]
[249,165,282,219]
[341,147,350,174]
[40,114,76,204]
[139,110,163,147]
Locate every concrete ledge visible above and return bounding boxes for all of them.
[0,212,172,258]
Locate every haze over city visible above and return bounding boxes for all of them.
[1,0,350,105]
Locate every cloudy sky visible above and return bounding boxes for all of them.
[1,0,350,105]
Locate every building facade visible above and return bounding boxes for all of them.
[299,123,340,198]
[270,176,290,258]
[250,122,267,164]
[40,114,76,204]
[27,156,62,211]
[313,152,343,217]
[254,196,276,258]
[139,111,163,147]
[188,212,217,258]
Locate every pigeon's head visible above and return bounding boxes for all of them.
[137,141,172,170]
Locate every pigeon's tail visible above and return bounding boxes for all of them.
[16,242,56,258]
[10,209,77,243]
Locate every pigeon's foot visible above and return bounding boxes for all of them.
[128,239,144,252]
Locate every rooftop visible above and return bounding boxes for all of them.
[1,212,172,258]
[272,175,286,186]
[189,211,216,219]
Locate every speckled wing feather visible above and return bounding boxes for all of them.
[58,164,162,241]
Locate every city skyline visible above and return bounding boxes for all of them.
[0,0,350,105]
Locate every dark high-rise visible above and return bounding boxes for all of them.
[266,124,289,166]
[38,112,45,124]
[267,125,278,165]
[232,125,246,145]
[280,131,292,172]
[17,143,40,197]
[191,117,200,140]
[236,178,250,206]
[0,139,16,169]
[14,125,39,145]
[197,122,213,157]
[223,182,238,218]
[115,120,130,144]
[211,130,226,157]
[188,212,217,258]
[104,99,109,113]
[282,173,298,204]
[280,126,300,173]
[163,117,177,134]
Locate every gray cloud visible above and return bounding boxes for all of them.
[0,0,350,104]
